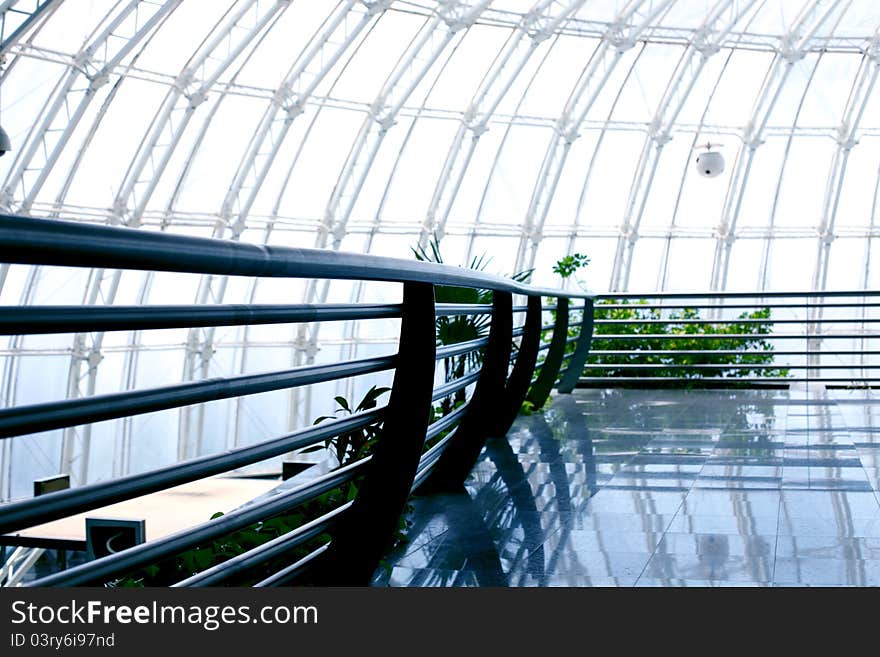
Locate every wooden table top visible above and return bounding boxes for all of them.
[1,476,279,549]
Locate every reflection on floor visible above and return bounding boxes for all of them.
[372,387,880,587]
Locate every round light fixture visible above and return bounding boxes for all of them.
[694,142,724,178]
[0,125,9,157]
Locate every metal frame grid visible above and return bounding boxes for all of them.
[2,1,880,491]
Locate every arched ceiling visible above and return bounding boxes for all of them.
[2,0,880,293]
[3,0,880,495]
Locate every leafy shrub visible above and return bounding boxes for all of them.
[307,385,390,465]
[413,236,531,413]
[584,299,789,380]
[544,254,787,384]
[553,253,590,279]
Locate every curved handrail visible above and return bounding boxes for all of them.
[0,215,593,299]
[0,212,596,587]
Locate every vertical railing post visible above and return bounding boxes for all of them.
[526,296,569,409]
[423,291,513,490]
[316,281,436,585]
[493,294,541,437]
[557,298,594,393]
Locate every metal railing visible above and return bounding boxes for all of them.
[0,215,594,586]
[580,290,880,388]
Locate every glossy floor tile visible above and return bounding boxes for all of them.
[373,387,880,587]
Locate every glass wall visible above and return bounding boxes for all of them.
[2,0,880,495]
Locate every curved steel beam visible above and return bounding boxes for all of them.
[318,1,491,252]
[609,0,760,292]
[59,3,296,474]
[0,0,60,56]
[812,32,880,292]
[102,0,293,459]
[0,0,181,213]
[755,54,824,293]
[514,0,676,276]
[290,1,492,413]
[112,0,291,229]
[710,0,853,292]
[177,5,390,455]
[229,20,384,434]
[805,31,880,373]
[220,0,388,238]
[463,37,562,268]
[423,0,586,246]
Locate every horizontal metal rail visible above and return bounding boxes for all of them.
[541,304,587,311]
[0,409,383,536]
[591,333,880,340]
[419,431,458,472]
[579,377,880,384]
[435,337,489,360]
[0,304,402,335]
[28,457,371,586]
[0,213,592,586]
[255,543,330,587]
[172,502,352,587]
[425,403,469,440]
[585,290,880,388]
[596,290,880,299]
[0,216,592,300]
[582,363,878,369]
[411,428,460,493]
[594,318,880,325]
[435,304,493,316]
[0,355,396,439]
[431,370,481,401]
[589,350,880,356]
[596,302,880,311]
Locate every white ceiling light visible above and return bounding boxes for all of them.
[694,142,725,178]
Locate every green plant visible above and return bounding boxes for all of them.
[540,253,787,386]
[583,299,789,382]
[108,502,334,587]
[536,254,591,396]
[306,385,390,465]
[423,398,467,450]
[413,236,531,413]
[553,253,590,280]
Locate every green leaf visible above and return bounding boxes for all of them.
[435,285,481,305]
[356,386,391,411]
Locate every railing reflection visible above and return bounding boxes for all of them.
[379,384,880,586]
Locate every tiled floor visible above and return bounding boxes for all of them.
[372,387,880,587]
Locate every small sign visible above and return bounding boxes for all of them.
[85,518,146,560]
[33,474,70,497]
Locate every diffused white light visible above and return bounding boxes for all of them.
[695,150,724,178]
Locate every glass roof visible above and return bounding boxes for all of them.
[2,0,880,496]
[3,0,880,294]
